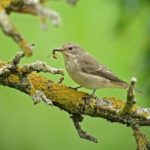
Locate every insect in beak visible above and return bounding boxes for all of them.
[47,48,63,59]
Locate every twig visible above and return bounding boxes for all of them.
[0,11,33,56]
[6,1,61,27]
[132,124,150,150]
[71,113,98,143]
[36,4,61,27]
[32,90,53,105]
[11,52,25,69]
[120,77,137,114]
[0,52,24,76]
[22,61,64,75]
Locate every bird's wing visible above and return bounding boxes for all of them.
[78,53,126,83]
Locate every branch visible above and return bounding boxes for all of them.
[6,1,61,27]
[0,0,78,56]
[120,77,137,114]
[132,124,150,150]
[71,113,98,143]
[0,10,34,56]
[0,51,150,146]
[120,77,150,150]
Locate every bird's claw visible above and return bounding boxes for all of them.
[83,94,93,105]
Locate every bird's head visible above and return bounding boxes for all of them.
[52,43,84,58]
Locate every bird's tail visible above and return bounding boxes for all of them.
[116,82,143,94]
[134,88,143,94]
[115,81,129,89]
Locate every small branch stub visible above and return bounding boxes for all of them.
[120,77,137,114]
[22,61,64,75]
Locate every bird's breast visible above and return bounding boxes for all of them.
[64,58,106,89]
[64,58,85,84]
[65,58,80,76]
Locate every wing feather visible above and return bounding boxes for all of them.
[78,53,127,83]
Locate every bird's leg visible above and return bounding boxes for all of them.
[91,89,97,97]
[69,85,82,90]
[84,89,97,104]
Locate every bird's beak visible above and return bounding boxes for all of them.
[52,48,63,52]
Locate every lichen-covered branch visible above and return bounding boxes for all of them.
[132,124,150,150]
[0,51,150,146]
[0,0,77,56]
[6,1,61,27]
[0,10,33,56]
[120,77,137,114]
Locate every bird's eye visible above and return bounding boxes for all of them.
[68,46,73,50]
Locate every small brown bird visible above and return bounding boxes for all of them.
[52,43,129,96]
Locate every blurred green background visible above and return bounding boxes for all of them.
[0,0,150,149]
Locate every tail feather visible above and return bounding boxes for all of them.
[117,82,143,94]
[134,88,143,94]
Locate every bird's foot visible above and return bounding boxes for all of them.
[82,94,96,113]
[69,86,82,90]
[83,94,97,105]
[84,89,97,105]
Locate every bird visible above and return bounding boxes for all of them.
[52,43,129,97]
